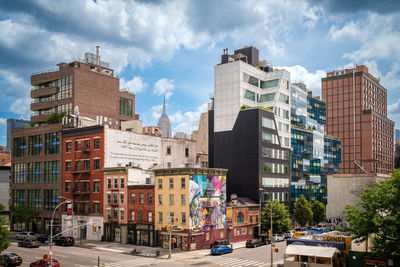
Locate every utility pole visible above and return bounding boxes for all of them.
[168,215,172,259]
[270,193,273,267]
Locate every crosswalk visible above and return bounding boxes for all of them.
[101,258,156,267]
[188,256,267,267]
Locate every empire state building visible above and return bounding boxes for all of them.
[157,96,172,138]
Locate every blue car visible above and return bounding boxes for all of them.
[211,245,233,255]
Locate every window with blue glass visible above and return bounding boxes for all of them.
[13,137,26,157]
[44,161,59,183]
[28,162,42,183]
[260,79,279,89]
[244,90,256,101]
[45,132,59,154]
[29,135,42,156]
[259,93,275,102]
[13,163,26,183]
[44,189,59,211]
[28,189,42,211]
[243,73,259,87]
[13,190,26,206]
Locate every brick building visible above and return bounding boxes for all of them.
[0,146,11,166]
[61,125,105,240]
[322,65,394,174]
[10,48,136,233]
[226,195,260,242]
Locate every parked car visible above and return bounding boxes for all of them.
[246,238,262,248]
[210,239,231,248]
[15,232,37,240]
[54,236,74,246]
[18,239,41,248]
[258,233,271,245]
[272,234,285,242]
[0,253,22,266]
[284,230,296,239]
[29,259,60,267]
[36,234,50,244]
[211,245,233,255]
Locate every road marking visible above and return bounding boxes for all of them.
[189,256,267,267]
[94,247,126,253]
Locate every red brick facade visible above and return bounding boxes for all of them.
[127,185,154,224]
[227,206,259,243]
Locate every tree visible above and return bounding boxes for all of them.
[0,216,10,253]
[0,203,5,211]
[10,205,39,231]
[294,195,313,227]
[312,201,326,225]
[261,200,291,234]
[344,170,400,257]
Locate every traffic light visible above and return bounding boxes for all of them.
[268,230,271,238]
[166,224,171,231]
[92,224,96,232]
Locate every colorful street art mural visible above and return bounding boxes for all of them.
[189,175,226,231]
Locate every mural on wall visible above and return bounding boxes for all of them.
[189,175,226,231]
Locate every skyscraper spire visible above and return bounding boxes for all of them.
[163,94,166,116]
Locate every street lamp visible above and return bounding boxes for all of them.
[259,189,273,267]
[50,200,71,266]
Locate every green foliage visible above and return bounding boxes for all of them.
[0,216,10,253]
[10,205,39,231]
[311,201,326,225]
[0,203,5,211]
[294,195,313,227]
[344,170,400,257]
[241,105,248,109]
[255,106,273,112]
[45,112,67,124]
[261,200,291,234]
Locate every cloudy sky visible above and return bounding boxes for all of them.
[0,0,400,146]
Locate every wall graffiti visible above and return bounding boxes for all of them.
[189,175,226,231]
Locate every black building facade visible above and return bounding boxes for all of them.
[209,107,290,205]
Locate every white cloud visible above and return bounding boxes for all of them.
[151,104,163,121]
[0,69,31,98]
[328,21,361,41]
[170,102,209,134]
[0,118,6,125]
[10,97,31,118]
[153,78,175,99]
[281,65,326,95]
[120,76,148,94]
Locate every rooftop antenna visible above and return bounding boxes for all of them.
[96,46,100,65]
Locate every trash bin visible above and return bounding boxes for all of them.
[156,251,160,257]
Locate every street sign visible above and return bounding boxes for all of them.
[272,244,275,247]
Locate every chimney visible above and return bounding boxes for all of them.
[96,46,100,65]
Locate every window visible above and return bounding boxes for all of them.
[139,193,144,204]
[93,181,100,192]
[45,133,59,154]
[13,137,26,157]
[181,177,185,188]
[262,132,276,144]
[66,161,71,172]
[84,202,90,213]
[93,203,99,213]
[120,178,124,188]
[243,73,259,87]
[113,209,118,220]
[94,138,100,149]
[262,147,273,158]
[65,182,71,193]
[250,215,253,224]
[107,210,111,220]
[107,179,111,189]
[120,194,124,204]
[256,215,259,224]
[94,159,100,170]
[131,211,135,221]
[75,161,81,171]
[263,163,273,173]
[279,93,289,104]
[84,140,90,151]
[107,194,111,204]
[120,97,133,117]
[66,141,72,152]
[185,148,189,157]
[284,137,290,147]
[169,212,174,223]
[28,162,42,183]
[158,179,163,189]
[283,110,289,119]
[120,210,124,221]
[262,117,274,129]
[44,161,59,183]
[167,162,171,168]
[44,189,59,211]
[28,190,41,211]
[114,179,118,189]
[13,190,25,206]
[158,212,163,223]
[167,146,171,155]
[148,212,152,222]
[169,194,174,205]
[84,160,90,171]
[169,178,174,189]
[182,212,186,224]
[259,93,275,102]
[13,163,26,183]
[75,140,81,151]
[158,194,163,205]
[237,212,244,224]
[139,211,143,221]
[148,193,152,204]
[260,79,279,89]
[113,193,118,205]
[244,90,256,101]
[29,135,42,156]
[181,194,186,205]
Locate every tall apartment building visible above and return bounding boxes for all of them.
[10,48,136,233]
[209,46,291,205]
[290,83,341,208]
[191,107,209,168]
[322,65,394,174]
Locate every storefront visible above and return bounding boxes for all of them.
[127,223,158,247]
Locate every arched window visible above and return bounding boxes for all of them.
[237,212,244,224]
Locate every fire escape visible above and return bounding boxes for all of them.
[71,145,91,214]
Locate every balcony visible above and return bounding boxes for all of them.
[31,100,57,111]
[31,86,58,99]
[71,168,90,174]
[30,114,50,123]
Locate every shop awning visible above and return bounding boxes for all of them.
[286,245,340,258]
[160,231,188,236]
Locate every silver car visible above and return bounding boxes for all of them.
[272,234,285,242]
[16,231,37,240]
